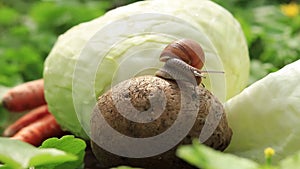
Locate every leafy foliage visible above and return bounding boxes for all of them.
[0,137,78,169]
[0,0,111,87]
[0,0,140,136]
[213,0,300,83]
[177,141,259,169]
[38,135,86,169]
[177,140,300,169]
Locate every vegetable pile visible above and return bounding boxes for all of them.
[1,0,300,169]
[43,0,249,139]
[1,79,64,146]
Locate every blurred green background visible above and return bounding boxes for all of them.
[0,0,300,130]
[0,0,141,133]
[214,0,300,84]
[0,0,139,87]
[1,0,299,87]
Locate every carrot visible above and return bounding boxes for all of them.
[2,79,46,112]
[3,105,50,137]
[11,114,64,146]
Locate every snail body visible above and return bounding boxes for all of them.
[155,58,203,85]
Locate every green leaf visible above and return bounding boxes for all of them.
[38,135,86,169]
[0,137,77,169]
[177,140,260,169]
[0,164,13,169]
[279,151,300,169]
[225,60,300,163]
[0,7,19,26]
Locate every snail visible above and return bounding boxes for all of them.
[91,39,232,169]
[156,39,223,85]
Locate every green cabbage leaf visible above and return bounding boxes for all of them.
[225,59,300,163]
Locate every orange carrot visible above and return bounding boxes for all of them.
[11,114,64,146]
[2,79,46,112]
[3,105,50,137]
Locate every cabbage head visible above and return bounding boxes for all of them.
[43,0,249,139]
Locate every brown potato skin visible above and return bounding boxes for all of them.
[91,75,232,168]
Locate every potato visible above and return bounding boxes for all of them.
[91,75,232,168]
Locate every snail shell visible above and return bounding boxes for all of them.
[159,39,205,69]
[156,39,205,85]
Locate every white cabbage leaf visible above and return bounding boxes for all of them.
[225,59,300,163]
